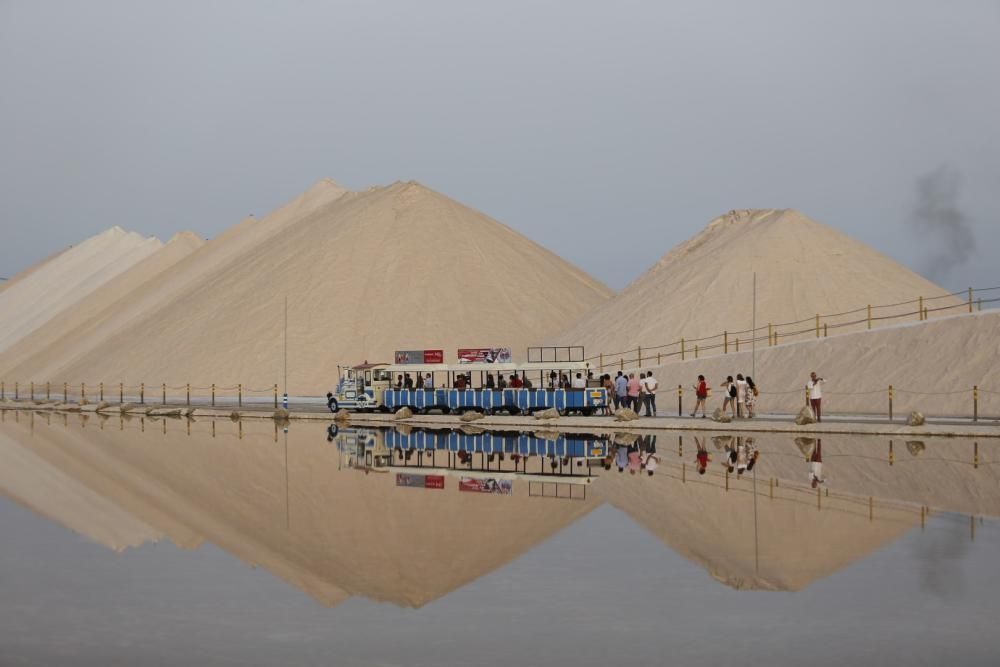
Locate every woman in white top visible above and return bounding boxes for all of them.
[735,374,748,418]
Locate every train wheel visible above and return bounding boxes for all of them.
[327,398,339,413]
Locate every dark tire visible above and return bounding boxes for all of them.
[582,407,594,417]
[327,398,338,413]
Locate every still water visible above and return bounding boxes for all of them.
[0,410,998,666]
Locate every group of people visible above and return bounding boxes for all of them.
[693,435,759,477]
[603,371,659,416]
[688,373,758,419]
[603,433,660,475]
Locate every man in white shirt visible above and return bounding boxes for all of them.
[640,372,659,417]
[571,373,586,389]
[806,371,826,422]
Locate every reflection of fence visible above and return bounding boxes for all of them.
[590,286,1000,372]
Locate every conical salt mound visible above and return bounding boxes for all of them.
[1,179,349,381]
[50,181,612,392]
[0,227,162,355]
[556,209,960,358]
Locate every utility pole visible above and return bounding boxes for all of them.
[752,272,757,380]
[283,295,289,410]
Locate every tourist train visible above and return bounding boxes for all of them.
[328,346,609,415]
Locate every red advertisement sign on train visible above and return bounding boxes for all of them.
[457,347,512,364]
[394,349,444,364]
[396,473,445,489]
[458,477,512,495]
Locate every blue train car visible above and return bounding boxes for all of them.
[382,387,607,416]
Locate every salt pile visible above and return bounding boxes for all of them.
[0,226,162,354]
[556,209,960,359]
[39,181,611,392]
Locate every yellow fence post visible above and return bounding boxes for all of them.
[273,384,278,409]
[724,331,728,354]
[695,345,699,359]
[974,441,979,469]
[99,382,104,402]
[867,304,872,329]
[1,381,4,400]
[211,384,216,407]
[30,382,34,401]
[238,383,243,408]
[682,462,686,483]
[81,383,85,403]
[888,384,894,421]
[824,323,828,337]
[46,381,50,401]
[63,382,67,402]
[119,382,123,404]
[140,383,145,404]
[186,383,191,406]
[599,353,603,373]
[162,383,166,405]
[619,358,624,372]
[637,346,642,367]
[735,337,739,352]
[657,352,661,365]
[681,338,685,361]
[918,296,923,320]
[768,323,772,346]
[889,440,894,466]
[677,385,682,417]
[968,287,973,313]
[14,382,19,400]
[815,314,820,338]
[973,386,978,422]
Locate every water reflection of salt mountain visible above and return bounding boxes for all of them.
[0,412,996,604]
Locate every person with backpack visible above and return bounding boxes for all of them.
[720,376,737,418]
[691,374,709,418]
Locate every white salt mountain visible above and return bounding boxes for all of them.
[32,180,611,393]
[556,209,960,360]
[0,227,163,355]
[1,178,347,381]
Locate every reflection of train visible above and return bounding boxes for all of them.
[328,348,608,415]
[329,424,609,479]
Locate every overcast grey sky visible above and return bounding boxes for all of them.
[1,0,998,291]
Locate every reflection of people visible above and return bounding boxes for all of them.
[807,372,826,422]
[628,443,641,475]
[615,445,628,472]
[809,439,824,487]
[695,436,711,475]
[644,453,659,476]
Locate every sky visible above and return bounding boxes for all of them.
[1,0,998,292]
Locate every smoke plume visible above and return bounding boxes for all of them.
[910,165,976,284]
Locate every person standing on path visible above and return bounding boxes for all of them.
[627,373,642,412]
[691,375,709,418]
[807,372,826,422]
[720,376,737,418]
[641,371,659,417]
[615,372,628,410]
[735,374,748,418]
[744,376,757,418]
